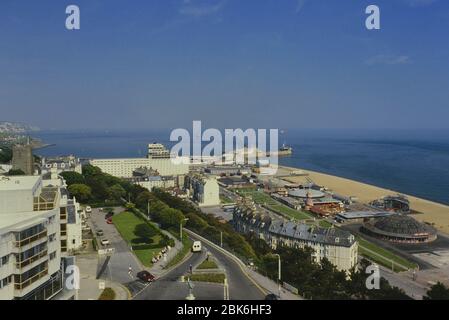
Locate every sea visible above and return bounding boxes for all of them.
[34,129,449,206]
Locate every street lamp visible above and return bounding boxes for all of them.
[273,253,281,299]
[180,218,189,240]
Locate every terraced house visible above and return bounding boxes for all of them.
[233,203,358,272]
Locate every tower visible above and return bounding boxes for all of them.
[12,141,34,175]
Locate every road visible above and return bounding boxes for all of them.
[133,249,225,300]
[135,233,265,300]
[88,208,241,300]
[89,207,265,300]
[379,266,427,299]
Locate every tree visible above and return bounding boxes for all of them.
[424,282,449,300]
[107,184,126,201]
[60,171,85,186]
[134,223,157,244]
[68,184,92,203]
[82,164,103,177]
[0,146,12,163]
[158,207,185,229]
[8,169,25,176]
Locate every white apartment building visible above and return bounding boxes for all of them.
[90,158,189,180]
[147,143,171,159]
[42,169,83,254]
[0,176,64,300]
[185,174,220,207]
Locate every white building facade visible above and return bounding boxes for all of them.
[0,176,65,300]
[185,175,220,207]
[233,204,358,272]
[90,158,189,180]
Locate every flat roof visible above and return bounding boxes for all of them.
[0,176,40,192]
[288,188,325,198]
[337,211,394,219]
[0,211,49,233]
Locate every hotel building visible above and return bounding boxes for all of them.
[90,143,189,187]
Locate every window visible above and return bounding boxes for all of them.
[0,255,9,267]
[0,276,12,289]
[49,252,56,260]
[48,215,56,224]
[49,233,56,242]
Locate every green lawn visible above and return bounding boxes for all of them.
[318,220,333,228]
[188,273,226,284]
[356,236,418,272]
[112,211,166,267]
[236,189,312,221]
[197,259,218,270]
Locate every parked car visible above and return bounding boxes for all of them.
[106,218,113,225]
[265,294,279,300]
[85,206,92,213]
[137,271,156,283]
[96,230,104,237]
[101,239,110,246]
[105,211,114,219]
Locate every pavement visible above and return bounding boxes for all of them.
[77,253,131,300]
[378,265,428,300]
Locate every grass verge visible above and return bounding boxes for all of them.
[98,288,116,300]
[197,259,218,270]
[356,236,417,272]
[164,234,193,270]
[188,273,226,284]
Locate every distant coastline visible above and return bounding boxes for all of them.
[33,129,449,209]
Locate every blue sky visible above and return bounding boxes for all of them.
[1,0,448,130]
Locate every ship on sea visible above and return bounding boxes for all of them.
[278,143,293,156]
[260,143,293,157]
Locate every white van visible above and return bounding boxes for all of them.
[192,241,202,253]
[85,206,92,213]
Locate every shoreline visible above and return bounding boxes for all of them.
[277,165,449,234]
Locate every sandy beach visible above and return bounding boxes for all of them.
[278,166,449,234]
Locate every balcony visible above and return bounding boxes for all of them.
[15,230,48,248]
[14,268,48,291]
[16,250,48,269]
